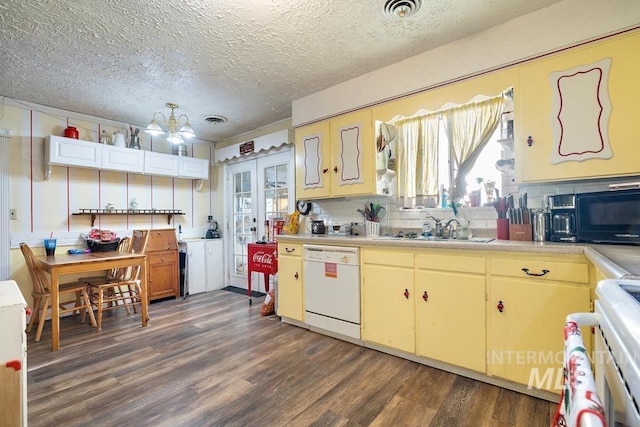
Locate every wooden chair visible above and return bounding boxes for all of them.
[79,237,131,284]
[79,237,132,313]
[20,243,97,342]
[87,230,149,331]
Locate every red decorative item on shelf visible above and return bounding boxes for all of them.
[64,126,79,139]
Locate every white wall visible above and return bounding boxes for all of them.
[1,99,217,300]
[293,0,640,126]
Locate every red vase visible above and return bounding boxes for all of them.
[64,126,79,139]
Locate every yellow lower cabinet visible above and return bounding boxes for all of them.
[361,249,415,353]
[416,270,486,373]
[488,277,591,393]
[277,244,304,321]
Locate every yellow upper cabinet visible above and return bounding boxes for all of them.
[295,109,375,199]
[516,30,640,182]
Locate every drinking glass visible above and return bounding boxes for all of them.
[44,238,57,256]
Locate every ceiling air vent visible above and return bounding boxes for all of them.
[204,115,228,124]
[382,0,422,19]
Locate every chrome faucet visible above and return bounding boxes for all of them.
[425,215,444,238]
[444,218,461,238]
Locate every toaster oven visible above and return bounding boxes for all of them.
[328,224,352,236]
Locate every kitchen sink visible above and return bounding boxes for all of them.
[373,236,493,243]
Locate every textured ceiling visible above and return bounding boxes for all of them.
[0,0,563,143]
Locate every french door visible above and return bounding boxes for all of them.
[224,150,294,290]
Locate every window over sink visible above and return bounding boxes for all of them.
[376,88,514,208]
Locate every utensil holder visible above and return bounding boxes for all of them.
[496,218,509,240]
[365,221,380,237]
[129,135,141,150]
[509,224,532,241]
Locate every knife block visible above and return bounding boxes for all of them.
[496,218,509,240]
[509,224,532,241]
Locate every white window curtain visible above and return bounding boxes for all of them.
[394,113,440,199]
[447,94,506,202]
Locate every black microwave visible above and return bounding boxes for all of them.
[576,188,640,245]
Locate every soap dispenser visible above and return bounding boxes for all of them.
[421,222,432,238]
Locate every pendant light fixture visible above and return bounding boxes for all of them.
[144,102,195,144]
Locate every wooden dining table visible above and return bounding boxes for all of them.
[36,251,148,351]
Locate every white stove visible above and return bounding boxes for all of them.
[595,279,640,426]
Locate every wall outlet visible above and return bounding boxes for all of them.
[9,209,17,220]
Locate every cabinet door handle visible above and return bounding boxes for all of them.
[404,288,410,299]
[322,168,329,174]
[422,291,428,302]
[294,272,299,280]
[333,166,338,173]
[285,248,295,253]
[497,300,504,313]
[521,268,550,277]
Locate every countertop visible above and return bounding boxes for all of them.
[275,234,640,279]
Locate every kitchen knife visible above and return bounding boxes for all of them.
[522,192,529,224]
[506,194,514,224]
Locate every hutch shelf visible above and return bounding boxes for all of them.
[72,209,185,226]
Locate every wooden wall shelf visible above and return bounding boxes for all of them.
[72,209,185,226]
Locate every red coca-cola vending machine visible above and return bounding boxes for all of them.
[247,243,278,305]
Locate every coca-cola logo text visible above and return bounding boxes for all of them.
[252,252,274,264]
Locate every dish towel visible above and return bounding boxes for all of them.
[552,315,606,427]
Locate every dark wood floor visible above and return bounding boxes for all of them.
[27,290,557,426]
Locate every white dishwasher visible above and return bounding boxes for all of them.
[303,244,360,340]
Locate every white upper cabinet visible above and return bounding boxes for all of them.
[44,135,208,180]
[46,135,102,169]
[101,144,145,173]
[144,151,180,176]
[178,156,209,179]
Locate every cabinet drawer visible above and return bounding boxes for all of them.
[148,251,177,265]
[491,258,589,283]
[278,243,302,257]
[416,253,485,274]
[361,249,414,268]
